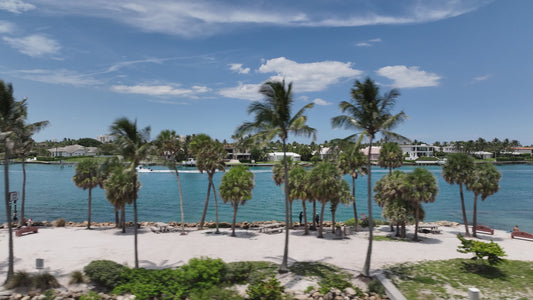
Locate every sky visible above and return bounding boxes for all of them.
[1,0,533,145]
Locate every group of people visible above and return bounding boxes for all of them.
[298,211,320,225]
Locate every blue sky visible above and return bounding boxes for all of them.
[1,0,532,145]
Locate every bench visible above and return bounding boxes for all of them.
[474,225,494,235]
[15,226,38,237]
[259,223,283,234]
[263,227,283,234]
[418,225,441,234]
[511,231,533,241]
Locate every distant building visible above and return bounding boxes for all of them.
[361,146,381,161]
[473,151,493,159]
[48,145,98,157]
[97,134,116,143]
[268,152,301,161]
[512,147,533,156]
[399,144,434,160]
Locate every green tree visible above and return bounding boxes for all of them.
[73,159,100,229]
[374,170,409,238]
[442,153,474,236]
[190,134,226,232]
[405,168,438,241]
[219,165,255,237]
[14,117,49,226]
[272,158,297,227]
[331,77,407,276]
[154,129,187,234]
[337,142,367,232]
[235,80,316,273]
[288,166,310,235]
[110,117,150,268]
[378,142,404,174]
[466,163,501,237]
[0,80,26,280]
[104,164,139,233]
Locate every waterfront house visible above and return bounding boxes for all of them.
[268,152,301,161]
[48,145,98,157]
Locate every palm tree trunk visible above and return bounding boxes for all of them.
[414,206,420,241]
[352,176,359,232]
[121,206,126,233]
[312,200,317,229]
[231,204,238,237]
[19,159,26,227]
[459,184,470,236]
[331,205,336,234]
[4,143,14,281]
[115,208,119,228]
[473,194,478,238]
[174,167,186,235]
[211,176,220,234]
[133,176,139,268]
[302,201,308,235]
[87,188,92,229]
[363,137,374,277]
[199,182,212,229]
[279,140,290,273]
[318,202,325,238]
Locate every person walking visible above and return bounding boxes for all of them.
[299,211,303,225]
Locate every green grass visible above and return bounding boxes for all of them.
[384,259,533,299]
[373,235,409,242]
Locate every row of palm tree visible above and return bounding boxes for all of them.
[1,80,49,282]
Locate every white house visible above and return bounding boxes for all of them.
[399,144,434,160]
[268,152,301,161]
[512,147,533,156]
[97,134,116,143]
[48,145,98,157]
[361,146,381,161]
[473,151,493,159]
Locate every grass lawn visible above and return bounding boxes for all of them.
[384,259,533,299]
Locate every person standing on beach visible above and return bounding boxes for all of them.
[299,211,303,224]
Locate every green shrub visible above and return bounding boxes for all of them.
[318,273,354,294]
[189,287,244,300]
[180,257,226,293]
[33,273,60,290]
[368,279,385,295]
[69,270,87,285]
[42,289,56,300]
[246,276,284,300]
[84,260,127,291]
[457,234,506,265]
[223,261,253,284]
[79,291,102,300]
[5,271,32,289]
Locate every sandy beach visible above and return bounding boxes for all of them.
[1,223,531,291]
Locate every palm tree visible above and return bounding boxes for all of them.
[337,142,367,232]
[272,158,297,227]
[307,162,348,238]
[378,142,404,174]
[190,134,226,232]
[235,80,316,273]
[14,118,49,226]
[219,165,255,237]
[154,129,187,234]
[330,179,352,233]
[288,165,310,235]
[110,117,150,268]
[442,153,474,236]
[374,170,408,237]
[331,77,407,276]
[73,159,100,229]
[104,164,139,233]
[0,80,27,281]
[405,168,438,241]
[466,163,501,237]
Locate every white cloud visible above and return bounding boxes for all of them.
[472,74,491,83]
[0,21,15,33]
[11,69,101,86]
[0,0,35,14]
[258,57,362,92]
[29,0,489,37]
[229,63,250,74]
[313,98,332,106]
[218,82,262,101]
[356,38,382,47]
[106,58,165,73]
[111,84,210,98]
[3,34,61,58]
[376,65,441,88]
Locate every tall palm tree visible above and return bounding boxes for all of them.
[190,134,226,232]
[405,168,438,241]
[374,170,408,237]
[12,108,49,227]
[272,158,297,227]
[73,159,100,229]
[154,129,187,234]
[219,165,255,237]
[110,117,150,268]
[331,77,407,276]
[236,80,316,273]
[104,164,138,233]
[0,80,27,281]
[337,142,367,232]
[466,163,501,237]
[378,142,404,174]
[330,179,352,233]
[288,165,310,235]
[442,153,474,236]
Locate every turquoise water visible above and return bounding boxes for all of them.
[0,163,532,233]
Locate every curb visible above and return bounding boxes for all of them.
[373,270,407,300]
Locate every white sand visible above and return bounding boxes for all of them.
[1,224,531,289]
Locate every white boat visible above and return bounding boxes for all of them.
[182,158,196,166]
